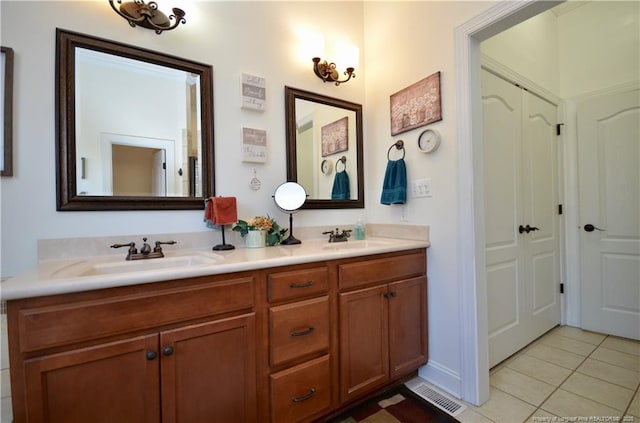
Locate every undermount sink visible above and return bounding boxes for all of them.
[52,253,224,278]
[321,240,394,251]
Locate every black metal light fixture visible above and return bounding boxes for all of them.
[312,57,355,86]
[108,0,186,34]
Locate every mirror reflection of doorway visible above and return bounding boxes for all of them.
[112,145,166,196]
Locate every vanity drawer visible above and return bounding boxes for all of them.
[267,266,329,302]
[338,251,426,291]
[270,355,331,423]
[17,276,254,352]
[269,296,329,366]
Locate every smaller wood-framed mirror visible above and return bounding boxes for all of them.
[285,86,364,209]
[1,46,14,177]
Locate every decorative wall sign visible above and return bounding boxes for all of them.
[241,73,266,111]
[390,71,441,136]
[321,116,348,157]
[242,127,267,163]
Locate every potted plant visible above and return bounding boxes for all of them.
[232,216,288,247]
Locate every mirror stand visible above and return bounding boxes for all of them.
[281,213,301,245]
[273,182,306,245]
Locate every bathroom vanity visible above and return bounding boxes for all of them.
[4,234,429,423]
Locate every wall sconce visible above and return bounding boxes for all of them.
[312,57,355,86]
[108,0,186,34]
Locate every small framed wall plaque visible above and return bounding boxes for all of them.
[241,73,266,111]
[242,127,267,163]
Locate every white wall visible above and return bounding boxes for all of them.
[480,1,639,99]
[0,1,365,277]
[363,0,496,397]
[558,1,639,98]
[480,9,559,95]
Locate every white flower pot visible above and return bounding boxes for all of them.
[245,230,266,248]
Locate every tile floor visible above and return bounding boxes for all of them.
[457,326,640,423]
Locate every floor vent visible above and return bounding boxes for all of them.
[405,378,466,417]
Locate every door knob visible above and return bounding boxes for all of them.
[519,225,540,234]
[162,346,174,356]
[584,224,605,232]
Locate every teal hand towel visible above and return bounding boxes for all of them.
[380,158,407,205]
[331,170,350,200]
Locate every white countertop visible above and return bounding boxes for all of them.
[1,236,429,301]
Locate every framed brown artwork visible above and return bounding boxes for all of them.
[390,71,441,136]
[321,116,348,157]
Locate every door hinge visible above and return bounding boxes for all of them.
[556,123,564,136]
[162,162,166,170]
[558,204,563,215]
[560,283,565,294]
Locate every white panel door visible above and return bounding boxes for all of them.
[523,92,561,337]
[483,69,561,367]
[578,88,640,340]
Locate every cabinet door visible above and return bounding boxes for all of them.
[339,285,389,402]
[160,313,257,423]
[23,334,160,423]
[388,276,428,378]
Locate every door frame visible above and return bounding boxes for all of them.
[454,0,562,405]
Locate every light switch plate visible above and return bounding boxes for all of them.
[411,178,432,198]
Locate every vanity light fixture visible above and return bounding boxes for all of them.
[108,0,186,34]
[312,57,355,86]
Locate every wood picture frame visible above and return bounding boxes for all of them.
[1,46,14,176]
[390,71,442,136]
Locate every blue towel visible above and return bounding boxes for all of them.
[380,158,407,205]
[331,170,350,200]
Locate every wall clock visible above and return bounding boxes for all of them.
[321,159,333,174]
[418,129,441,153]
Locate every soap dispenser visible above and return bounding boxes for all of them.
[354,219,366,240]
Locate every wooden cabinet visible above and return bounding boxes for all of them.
[8,248,427,423]
[8,274,257,423]
[23,335,161,423]
[338,252,428,403]
[264,265,333,423]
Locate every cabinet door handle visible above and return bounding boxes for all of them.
[290,327,315,337]
[291,388,316,403]
[384,291,397,299]
[289,280,314,288]
[146,350,158,361]
[162,346,174,356]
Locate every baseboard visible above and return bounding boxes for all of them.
[417,360,462,399]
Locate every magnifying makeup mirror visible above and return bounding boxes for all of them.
[273,182,306,245]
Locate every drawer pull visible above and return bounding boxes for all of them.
[290,326,315,337]
[289,280,314,288]
[291,388,316,403]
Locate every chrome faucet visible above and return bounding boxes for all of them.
[322,228,352,243]
[111,238,177,260]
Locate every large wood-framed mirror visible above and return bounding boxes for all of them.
[285,86,364,209]
[56,29,214,211]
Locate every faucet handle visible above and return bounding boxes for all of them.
[111,242,137,254]
[342,229,352,237]
[154,240,177,253]
[322,230,335,236]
